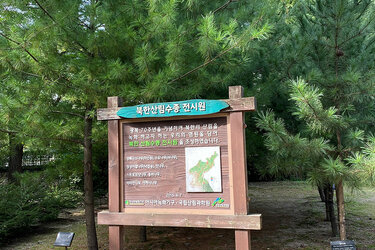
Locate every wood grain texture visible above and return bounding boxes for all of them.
[229,86,244,99]
[107,97,124,250]
[98,107,122,120]
[97,97,256,121]
[229,86,252,250]
[98,211,262,230]
[225,97,256,112]
[235,230,251,250]
[230,112,248,214]
[108,226,124,250]
[228,88,249,215]
[108,97,122,212]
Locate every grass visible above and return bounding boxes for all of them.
[2,181,374,249]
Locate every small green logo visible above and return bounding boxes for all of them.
[125,200,129,205]
[212,197,224,207]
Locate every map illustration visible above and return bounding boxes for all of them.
[185,146,222,192]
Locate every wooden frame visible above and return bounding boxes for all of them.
[98,212,261,229]
[118,113,234,215]
[97,86,261,250]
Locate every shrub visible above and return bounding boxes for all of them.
[0,171,82,243]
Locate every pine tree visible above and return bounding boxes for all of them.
[1,0,274,247]
[256,0,375,239]
[0,57,44,181]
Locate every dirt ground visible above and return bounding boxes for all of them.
[2,181,374,249]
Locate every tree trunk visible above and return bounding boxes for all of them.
[326,184,338,237]
[7,133,23,182]
[335,128,346,240]
[323,185,330,221]
[336,180,346,240]
[318,185,325,202]
[139,226,147,242]
[84,112,98,250]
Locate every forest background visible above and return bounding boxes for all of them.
[1,0,375,249]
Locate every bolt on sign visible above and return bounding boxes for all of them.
[97,86,262,250]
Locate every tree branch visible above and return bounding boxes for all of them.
[169,14,265,84]
[355,1,371,21]
[3,58,42,79]
[50,110,85,119]
[0,128,17,134]
[286,59,295,79]
[19,70,42,78]
[213,0,234,14]
[265,119,288,144]
[296,85,321,121]
[179,0,237,41]
[6,58,78,91]
[0,127,83,145]
[34,0,93,57]
[0,32,39,63]
[167,43,237,84]
[1,23,80,93]
[339,13,375,47]
[34,0,55,21]
[36,135,83,145]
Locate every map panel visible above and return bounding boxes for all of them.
[185,146,222,192]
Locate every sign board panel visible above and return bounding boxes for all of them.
[123,116,231,210]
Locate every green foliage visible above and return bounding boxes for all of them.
[256,76,375,188]
[322,157,347,183]
[256,109,332,179]
[347,136,375,185]
[0,0,275,153]
[0,0,275,246]
[252,0,375,184]
[289,78,343,134]
[254,1,375,233]
[0,171,81,243]
[0,134,7,169]
[0,0,277,188]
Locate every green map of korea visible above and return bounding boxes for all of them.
[189,151,218,192]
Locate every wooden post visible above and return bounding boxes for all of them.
[336,180,346,240]
[107,97,124,250]
[229,86,251,250]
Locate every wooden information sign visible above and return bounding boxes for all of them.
[97,86,261,250]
